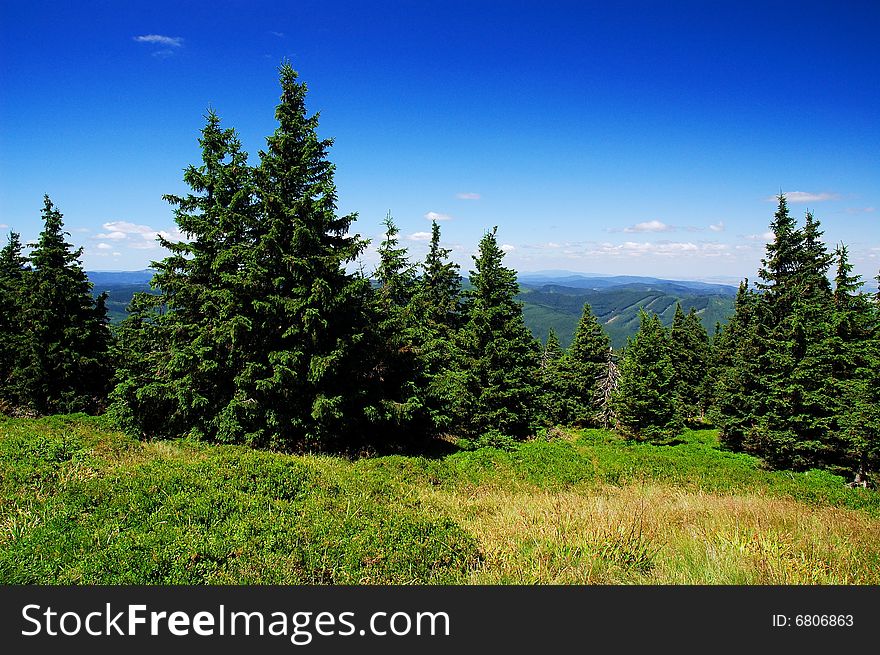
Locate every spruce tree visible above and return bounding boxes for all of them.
[0,231,30,407]
[538,328,566,426]
[710,281,764,451]
[456,227,539,440]
[669,303,710,420]
[240,62,376,448]
[111,111,257,440]
[612,310,682,440]
[411,220,463,434]
[371,212,424,436]
[21,196,112,414]
[553,302,611,426]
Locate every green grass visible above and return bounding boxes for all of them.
[2,415,878,584]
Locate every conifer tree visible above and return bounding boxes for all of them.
[21,196,112,413]
[411,220,463,433]
[669,303,710,420]
[710,281,764,451]
[552,302,611,426]
[0,231,30,407]
[831,245,879,480]
[239,62,376,448]
[612,310,681,440]
[456,227,539,439]
[538,328,566,425]
[111,111,257,440]
[371,212,424,436]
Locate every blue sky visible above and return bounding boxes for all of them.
[1,0,878,284]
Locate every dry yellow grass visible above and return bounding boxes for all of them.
[421,483,880,584]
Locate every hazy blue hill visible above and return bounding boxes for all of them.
[87,269,737,348]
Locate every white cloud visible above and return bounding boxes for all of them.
[0,223,7,229]
[745,232,775,241]
[96,243,112,250]
[133,34,184,48]
[94,220,185,250]
[269,31,285,38]
[424,211,453,222]
[408,231,432,241]
[455,192,481,200]
[583,241,729,258]
[501,244,516,253]
[845,207,875,214]
[99,220,154,235]
[709,221,725,232]
[767,191,840,203]
[623,220,672,233]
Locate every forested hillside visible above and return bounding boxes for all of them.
[87,272,736,349]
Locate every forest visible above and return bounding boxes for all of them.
[1,64,879,584]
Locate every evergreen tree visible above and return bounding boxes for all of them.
[710,281,764,451]
[831,245,879,481]
[552,302,610,426]
[612,310,682,440]
[538,328,566,425]
[456,227,539,439]
[21,196,112,413]
[411,220,463,434]
[669,303,710,420]
[111,111,257,440]
[0,231,30,407]
[371,212,424,436]
[239,62,377,448]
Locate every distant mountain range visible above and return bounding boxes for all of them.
[515,273,737,349]
[87,270,738,349]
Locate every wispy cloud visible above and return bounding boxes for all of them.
[744,231,775,241]
[96,243,112,250]
[501,244,516,253]
[269,31,285,38]
[455,192,481,200]
[0,223,8,229]
[95,220,185,249]
[623,220,673,233]
[133,34,184,48]
[767,191,840,203]
[709,221,725,232]
[587,241,729,258]
[845,206,875,214]
[407,231,432,241]
[424,211,453,222]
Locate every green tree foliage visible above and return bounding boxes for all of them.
[111,111,257,440]
[113,65,379,449]
[410,220,463,434]
[547,303,611,427]
[538,328,566,425]
[669,302,710,419]
[612,310,682,440]
[18,197,112,414]
[370,212,425,437]
[710,282,764,451]
[714,196,880,482]
[456,227,539,440]
[0,231,30,406]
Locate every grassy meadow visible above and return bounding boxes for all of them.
[1,414,878,584]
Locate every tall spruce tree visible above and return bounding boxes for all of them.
[669,303,710,420]
[831,245,879,480]
[456,227,539,439]
[371,212,424,436]
[411,220,463,434]
[612,310,682,440]
[0,231,30,407]
[111,111,257,440]
[240,62,377,448]
[21,196,112,413]
[552,302,611,426]
[538,328,566,426]
[710,281,764,451]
